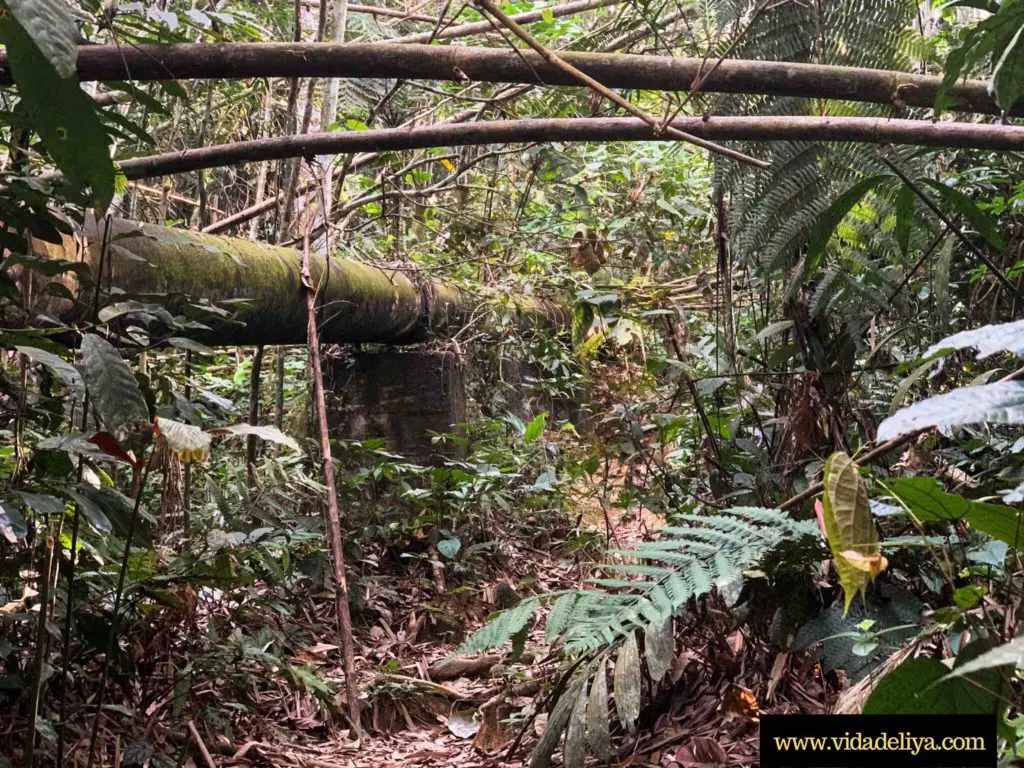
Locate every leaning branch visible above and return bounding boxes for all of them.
[14,43,1010,116]
[471,0,766,167]
[117,116,1024,180]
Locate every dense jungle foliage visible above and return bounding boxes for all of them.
[3,0,1024,766]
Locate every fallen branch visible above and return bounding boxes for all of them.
[22,43,1011,116]
[117,116,1024,180]
[428,651,535,680]
[186,720,217,768]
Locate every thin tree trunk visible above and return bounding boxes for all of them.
[319,0,350,234]
[274,347,286,429]
[249,84,275,240]
[247,345,265,487]
[300,226,361,733]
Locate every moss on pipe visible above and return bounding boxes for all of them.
[27,216,565,346]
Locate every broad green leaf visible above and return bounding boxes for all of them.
[991,19,1024,110]
[0,14,115,212]
[2,255,88,277]
[937,1,1024,112]
[886,476,1024,549]
[925,318,1024,359]
[208,423,300,452]
[2,0,79,79]
[643,618,673,682]
[64,488,111,535]
[80,334,150,443]
[802,175,893,278]
[894,185,914,258]
[37,432,127,463]
[153,416,211,463]
[919,179,1004,250]
[865,638,1008,716]
[69,485,151,547]
[16,345,83,398]
[877,381,1024,442]
[822,453,885,616]
[586,664,610,760]
[613,631,641,731]
[562,680,589,768]
[946,636,1024,679]
[524,412,547,444]
[18,492,64,517]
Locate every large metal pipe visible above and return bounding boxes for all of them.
[26,217,568,346]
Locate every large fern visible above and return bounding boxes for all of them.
[698,0,925,275]
[457,507,817,658]
[457,508,817,768]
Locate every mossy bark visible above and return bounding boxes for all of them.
[27,216,566,346]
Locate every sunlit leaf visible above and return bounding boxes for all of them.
[154,416,211,463]
[877,381,1024,442]
[208,423,300,452]
[822,453,883,615]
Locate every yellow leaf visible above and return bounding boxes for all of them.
[822,452,883,615]
[840,550,889,577]
[441,158,456,172]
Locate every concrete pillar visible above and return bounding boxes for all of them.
[326,350,465,464]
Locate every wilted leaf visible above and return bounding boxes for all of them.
[154,416,211,463]
[446,709,480,739]
[644,618,673,682]
[613,631,641,731]
[822,453,883,615]
[586,662,610,760]
[531,674,584,768]
[209,423,300,452]
[562,680,589,768]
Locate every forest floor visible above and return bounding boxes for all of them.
[191,490,827,768]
